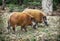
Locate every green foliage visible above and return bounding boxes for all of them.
[5,0,42,6]
[0,0,60,9]
[17,5,26,11]
[29,2,41,6]
[6,0,18,4]
[6,0,11,4]
[35,0,42,2]
[53,0,60,10]
[23,0,29,4]
[7,4,26,12]
[7,4,15,12]
[11,0,18,4]
[0,0,2,5]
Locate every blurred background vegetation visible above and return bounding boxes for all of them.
[0,0,41,12]
[0,0,60,11]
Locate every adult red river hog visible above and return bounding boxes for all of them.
[7,12,36,32]
[23,9,49,28]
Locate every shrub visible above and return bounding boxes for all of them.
[53,0,60,10]
[28,2,41,6]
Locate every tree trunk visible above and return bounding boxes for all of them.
[2,0,6,10]
[42,0,53,15]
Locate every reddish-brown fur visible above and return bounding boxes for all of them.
[8,12,34,32]
[23,9,48,27]
[23,9,46,23]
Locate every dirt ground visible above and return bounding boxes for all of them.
[0,11,60,41]
[0,6,60,41]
